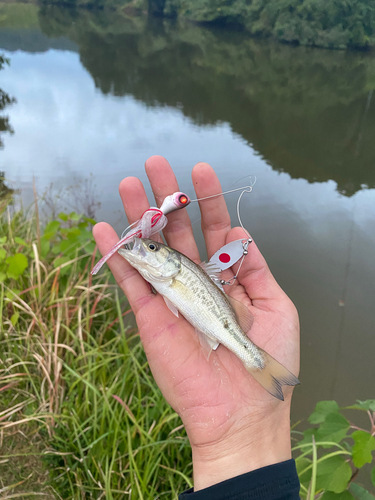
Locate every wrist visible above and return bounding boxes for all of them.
[190,406,292,491]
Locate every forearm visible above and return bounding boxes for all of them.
[190,405,293,491]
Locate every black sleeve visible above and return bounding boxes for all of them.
[179,459,300,500]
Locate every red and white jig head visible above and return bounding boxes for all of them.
[160,192,190,214]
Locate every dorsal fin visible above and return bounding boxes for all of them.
[227,295,254,333]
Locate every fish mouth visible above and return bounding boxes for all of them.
[118,237,147,263]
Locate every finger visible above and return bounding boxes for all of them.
[225,227,286,303]
[145,155,200,261]
[119,176,151,224]
[119,176,163,243]
[92,222,155,315]
[191,162,231,259]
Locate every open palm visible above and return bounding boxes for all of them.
[93,156,300,490]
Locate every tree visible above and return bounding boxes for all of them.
[0,55,16,149]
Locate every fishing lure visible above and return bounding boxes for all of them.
[91,192,191,275]
[91,183,254,281]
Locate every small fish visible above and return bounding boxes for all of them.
[118,238,299,400]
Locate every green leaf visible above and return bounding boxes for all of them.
[52,245,62,255]
[296,456,311,474]
[0,272,6,283]
[6,253,28,279]
[77,228,92,241]
[43,220,60,240]
[296,457,312,485]
[67,228,81,238]
[24,402,37,416]
[0,236,7,245]
[0,248,6,261]
[316,412,350,445]
[352,430,375,468]
[346,400,375,412]
[86,242,96,253]
[372,466,375,488]
[5,289,20,299]
[316,455,352,493]
[54,256,70,268]
[321,491,355,500]
[58,212,69,221]
[309,401,340,424]
[349,483,375,499]
[54,256,71,276]
[59,239,80,255]
[14,237,27,246]
[40,237,50,258]
[69,211,82,221]
[299,427,318,446]
[83,216,96,225]
[10,312,19,326]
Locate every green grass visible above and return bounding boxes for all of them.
[0,201,192,499]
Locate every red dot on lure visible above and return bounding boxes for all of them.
[219,253,231,263]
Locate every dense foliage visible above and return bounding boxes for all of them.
[34,0,375,50]
[294,400,375,498]
[170,0,375,50]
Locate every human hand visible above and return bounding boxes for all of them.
[93,156,300,491]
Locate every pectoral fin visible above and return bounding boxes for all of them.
[195,328,220,360]
[226,295,254,333]
[163,296,179,318]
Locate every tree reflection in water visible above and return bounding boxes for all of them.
[36,7,375,196]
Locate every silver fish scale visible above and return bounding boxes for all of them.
[157,253,265,370]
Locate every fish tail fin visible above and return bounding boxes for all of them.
[246,349,300,401]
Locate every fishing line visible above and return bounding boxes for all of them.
[190,179,256,204]
[220,179,256,286]
[189,176,256,230]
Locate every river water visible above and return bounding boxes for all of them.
[1,4,374,424]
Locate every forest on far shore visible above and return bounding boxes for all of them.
[33,0,375,50]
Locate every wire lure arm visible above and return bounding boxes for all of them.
[218,238,252,286]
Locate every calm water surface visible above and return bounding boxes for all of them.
[1,5,375,423]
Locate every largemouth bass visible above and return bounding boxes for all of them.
[118,238,299,400]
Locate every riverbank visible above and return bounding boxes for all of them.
[1,0,375,50]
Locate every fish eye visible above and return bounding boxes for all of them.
[148,243,157,251]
